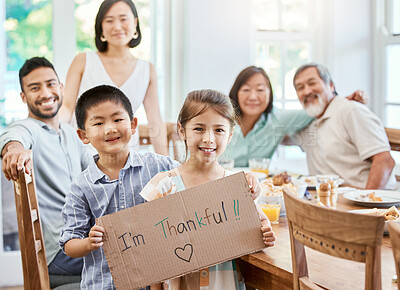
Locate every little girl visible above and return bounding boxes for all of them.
[140,89,275,289]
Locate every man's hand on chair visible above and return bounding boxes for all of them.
[2,142,32,181]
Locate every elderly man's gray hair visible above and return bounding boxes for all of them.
[293,63,338,96]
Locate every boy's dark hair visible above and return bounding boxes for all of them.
[19,57,58,92]
[95,0,141,52]
[76,85,133,130]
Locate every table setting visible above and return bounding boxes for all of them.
[221,157,400,289]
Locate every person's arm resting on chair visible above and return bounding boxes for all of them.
[1,141,32,181]
[366,151,395,189]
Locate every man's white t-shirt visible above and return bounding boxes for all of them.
[296,96,396,189]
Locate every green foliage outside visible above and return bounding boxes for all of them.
[6,0,151,70]
[76,17,96,53]
[5,0,103,70]
[6,0,52,71]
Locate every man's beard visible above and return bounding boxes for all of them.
[27,98,62,119]
[302,94,327,118]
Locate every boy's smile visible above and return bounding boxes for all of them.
[78,101,137,157]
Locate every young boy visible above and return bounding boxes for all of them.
[60,85,177,290]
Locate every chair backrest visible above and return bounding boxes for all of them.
[138,124,151,146]
[13,169,50,290]
[283,185,385,290]
[139,123,183,162]
[166,122,184,162]
[388,222,400,290]
[385,128,400,152]
[385,127,400,181]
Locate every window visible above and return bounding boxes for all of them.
[385,44,400,127]
[373,0,400,168]
[2,0,52,127]
[251,0,316,172]
[252,0,314,110]
[2,0,54,245]
[382,0,400,128]
[374,0,400,128]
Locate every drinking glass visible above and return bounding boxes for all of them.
[258,195,281,224]
[249,158,270,176]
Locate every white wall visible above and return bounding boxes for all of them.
[183,0,252,96]
[53,0,76,83]
[322,0,373,103]
[182,0,374,111]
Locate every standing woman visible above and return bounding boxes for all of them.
[60,0,168,155]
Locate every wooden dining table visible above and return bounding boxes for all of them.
[237,191,398,290]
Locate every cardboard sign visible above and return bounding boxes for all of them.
[96,172,266,289]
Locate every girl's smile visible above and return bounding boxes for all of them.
[181,109,233,164]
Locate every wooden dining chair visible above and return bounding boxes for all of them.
[385,127,400,152]
[139,122,183,162]
[282,185,385,290]
[13,169,50,290]
[13,169,80,290]
[388,221,400,290]
[166,122,184,162]
[385,127,400,181]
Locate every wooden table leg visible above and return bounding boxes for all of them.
[236,259,293,290]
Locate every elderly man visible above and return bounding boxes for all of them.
[293,63,396,189]
[0,57,89,284]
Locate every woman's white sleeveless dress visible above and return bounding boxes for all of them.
[75,51,150,151]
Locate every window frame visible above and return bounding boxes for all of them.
[373,0,400,124]
[250,0,321,164]
[250,0,317,109]
[252,30,313,108]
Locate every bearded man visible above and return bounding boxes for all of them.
[0,57,89,286]
[293,63,396,189]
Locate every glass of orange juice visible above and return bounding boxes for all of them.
[249,158,270,176]
[258,195,281,224]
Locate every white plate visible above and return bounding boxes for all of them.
[348,208,400,233]
[343,190,400,207]
[232,167,267,180]
[292,175,344,189]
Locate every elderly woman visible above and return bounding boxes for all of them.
[223,66,364,167]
